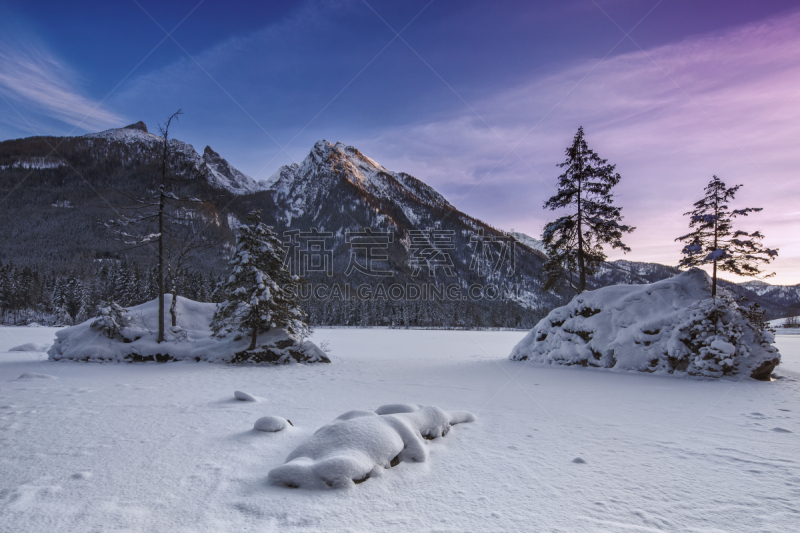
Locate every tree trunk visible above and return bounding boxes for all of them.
[249,318,258,351]
[577,171,586,293]
[156,111,180,343]
[170,282,178,328]
[712,260,717,299]
[712,198,718,300]
[157,188,165,343]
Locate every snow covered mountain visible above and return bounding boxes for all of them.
[85,122,267,194]
[264,140,455,227]
[737,280,800,310]
[241,139,559,321]
[510,232,547,256]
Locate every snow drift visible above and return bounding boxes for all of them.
[268,404,475,489]
[9,342,49,352]
[509,269,780,379]
[47,295,329,365]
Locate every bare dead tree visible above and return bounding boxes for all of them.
[105,110,219,342]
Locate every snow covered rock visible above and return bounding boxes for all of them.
[234,391,257,402]
[47,295,329,365]
[254,416,291,432]
[509,269,780,380]
[267,404,476,489]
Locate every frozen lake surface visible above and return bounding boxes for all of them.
[1,326,798,532]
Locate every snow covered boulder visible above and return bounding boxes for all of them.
[267,404,475,489]
[509,269,780,380]
[234,391,258,402]
[47,295,329,365]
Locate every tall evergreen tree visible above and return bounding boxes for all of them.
[676,176,778,297]
[541,127,635,292]
[211,211,308,350]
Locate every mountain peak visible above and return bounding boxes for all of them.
[123,121,148,133]
[201,145,266,194]
[265,139,454,225]
[313,139,333,150]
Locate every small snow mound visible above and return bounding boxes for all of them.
[335,410,376,421]
[254,416,290,432]
[447,410,477,425]
[772,427,792,433]
[375,403,420,415]
[15,372,55,380]
[27,322,41,328]
[509,269,780,379]
[9,343,49,352]
[268,405,475,489]
[572,457,587,464]
[234,391,257,402]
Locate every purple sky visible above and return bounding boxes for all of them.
[1,0,798,283]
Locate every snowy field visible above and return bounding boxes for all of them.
[1,326,798,533]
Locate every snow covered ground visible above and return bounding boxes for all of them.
[1,326,798,532]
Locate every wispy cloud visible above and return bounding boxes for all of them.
[0,31,124,133]
[352,9,800,282]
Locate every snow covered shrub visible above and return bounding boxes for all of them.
[91,302,130,341]
[509,269,780,380]
[268,404,475,489]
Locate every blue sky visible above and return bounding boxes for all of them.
[2,0,799,282]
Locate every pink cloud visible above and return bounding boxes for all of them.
[353,9,800,284]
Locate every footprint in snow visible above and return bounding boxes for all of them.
[772,427,792,433]
[71,472,92,480]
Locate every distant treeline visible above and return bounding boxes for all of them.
[0,261,543,329]
[0,260,220,326]
[302,296,544,329]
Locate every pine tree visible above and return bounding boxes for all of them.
[676,175,778,297]
[211,211,308,350]
[55,304,74,326]
[541,127,635,292]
